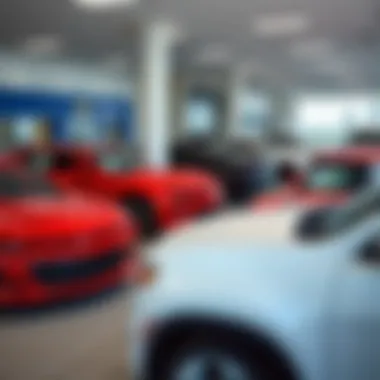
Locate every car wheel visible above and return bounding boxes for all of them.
[123,197,157,237]
[155,334,276,380]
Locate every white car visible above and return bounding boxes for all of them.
[127,188,380,380]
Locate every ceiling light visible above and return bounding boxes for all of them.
[253,11,310,37]
[72,0,138,10]
[22,35,62,56]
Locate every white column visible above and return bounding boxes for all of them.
[266,88,293,139]
[225,66,248,137]
[138,21,178,168]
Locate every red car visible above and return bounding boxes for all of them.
[253,146,380,210]
[0,169,137,310]
[10,145,223,235]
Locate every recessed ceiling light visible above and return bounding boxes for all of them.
[252,11,310,37]
[22,35,62,56]
[72,0,138,10]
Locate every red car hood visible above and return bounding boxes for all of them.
[253,187,350,211]
[0,194,132,238]
[110,167,217,188]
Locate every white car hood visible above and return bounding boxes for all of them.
[154,208,304,250]
[144,207,342,315]
[145,207,340,310]
[134,208,347,380]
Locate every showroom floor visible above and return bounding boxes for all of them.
[0,291,131,380]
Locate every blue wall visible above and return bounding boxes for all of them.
[0,88,134,142]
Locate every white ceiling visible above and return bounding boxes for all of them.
[0,0,139,57]
[1,0,380,89]
[155,0,380,89]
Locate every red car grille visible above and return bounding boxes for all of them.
[33,249,125,284]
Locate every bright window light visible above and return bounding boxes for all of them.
[72,0,138,10]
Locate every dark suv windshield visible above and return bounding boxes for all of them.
[0,172,57,197]
[307,161,368,191]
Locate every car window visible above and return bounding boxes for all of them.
[97,151,138,172]
[307,161,368,191]
[0,171,57,197]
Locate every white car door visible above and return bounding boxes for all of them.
[326,217,380,380]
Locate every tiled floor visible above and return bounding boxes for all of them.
[0,292,130,380]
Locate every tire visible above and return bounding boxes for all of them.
[154,332,278,380]
[123,197,157,237]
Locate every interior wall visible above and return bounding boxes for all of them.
[0,51,132,96]
[290,91,380,147]
[0,51,134,148]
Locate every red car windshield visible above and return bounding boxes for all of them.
[306,161,368,191]
[97,151,139,172]
[21,151,51,173]
[0,171,57,197]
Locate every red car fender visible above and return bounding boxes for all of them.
[253,186,350,210]
[123,185,175,229]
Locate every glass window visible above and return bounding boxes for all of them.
[307,162,368,191]
[13,116,41,144]
[97,151,138,172]
[239,93,271,137]
[186,100,217,134]
[67,104,99,143]
[292,94,380,147]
